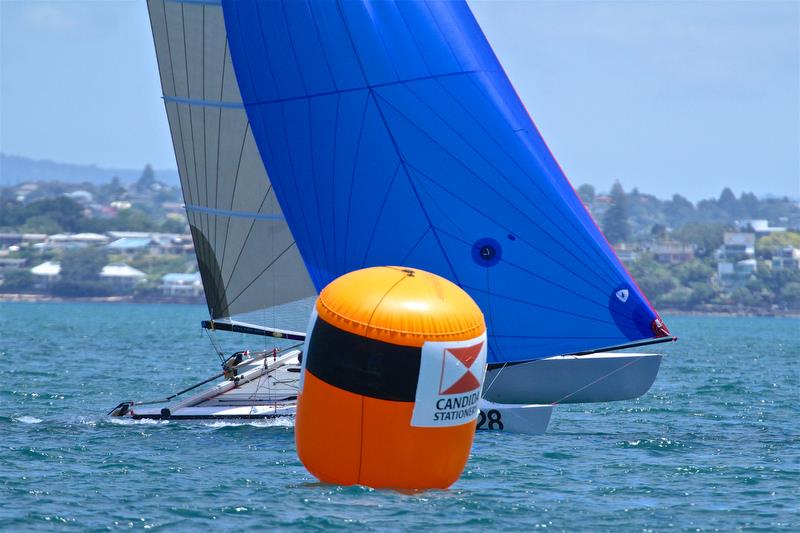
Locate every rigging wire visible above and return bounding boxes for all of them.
[204,326,226,364]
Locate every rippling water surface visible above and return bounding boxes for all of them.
[1,302,798,530]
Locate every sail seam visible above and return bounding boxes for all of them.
[407,163,636,314]
[166,0,220,5]
[330,0,460,285]
[394,2,433,76]
[181,3,205,253]
[359,161,402,266]
[437,226,639,323]
[399,227,431,265]
[185,204,284,220]
[422,76,621,286]
[279,1,308,95]
[276,103,327,285]
[217,122,250,286]
[306,98,333,280]
[304,0,340,92]
[341,94,371,274]
[462,284,619,327]
[211,37,228,302]
[455,74,622,285]
[222,186,272,297]
[373,89,620,291]
[201,5,210,263]
[224,241,299,310]
[212,40,226,260]
[230,69,480,108]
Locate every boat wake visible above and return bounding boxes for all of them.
[13,416,43,424]
[205,418,294,429]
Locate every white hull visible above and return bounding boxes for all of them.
[119,351,552,434]
[483,352,662,404]
[477,400,552,435]
[128,350,302,421]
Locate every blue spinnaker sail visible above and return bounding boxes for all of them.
[220,0,669,364]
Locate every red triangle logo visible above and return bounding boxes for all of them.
[447,343,483,369]
[441,371,481,395]
[439,342,484,395]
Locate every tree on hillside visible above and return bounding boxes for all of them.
[739,192,759,218]
[756,231,800,258]
[60,248,108,282]
[650,223,667,240]
[23,197,84,233]
[782,282,800,309]
[51,248,113,297]
[21,215,63,235]
[107,208,158,232]
[577,184,595,205]
[718,187,738,216]
[602,181,630,244]
[672,222,727,258]
[663,194,695,227]
[134,164,156,192]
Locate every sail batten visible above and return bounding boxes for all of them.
[147,0,315,326]
[220,0,669,363]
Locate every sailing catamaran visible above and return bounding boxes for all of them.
[112,0,674,433]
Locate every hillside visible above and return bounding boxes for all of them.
[0,153,179,187]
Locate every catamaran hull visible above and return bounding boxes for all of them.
[118,349,551,433]
[483,352,662,404]
[128,400,551,434]
[131,404,296,421]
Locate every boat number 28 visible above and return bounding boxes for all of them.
[476,409,503,431]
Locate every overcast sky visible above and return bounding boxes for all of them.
[1,0,798,200]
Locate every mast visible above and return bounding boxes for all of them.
[146,0,315,330]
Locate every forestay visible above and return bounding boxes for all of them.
[146,0,315,326]
[220,0,670,364]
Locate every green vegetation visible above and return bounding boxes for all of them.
[51,248,114,297]
[1,173,799,313]
[594,183,800,312]
[603,181,630,244]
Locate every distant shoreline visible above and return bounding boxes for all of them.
[0,292,204,306]
[1,292,798,318]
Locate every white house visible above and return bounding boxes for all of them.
[160,272,203,297]
[30,261,61,285]
[100,263,146,289]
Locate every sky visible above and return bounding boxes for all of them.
[0,0,798,201]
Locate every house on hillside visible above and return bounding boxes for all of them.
[107,237,154,255]
[0,258,27,272]
[613,243,640,264]
[34,233,109,251]
[650,241,695,264]
[717,233,757,287]
[735,219,786,237]
[772,247,800,271]
[717,233,756,261]
[160,272,203,297]
[30,261,61,287]
[100,263,146,290]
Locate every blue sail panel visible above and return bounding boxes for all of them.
[221,0,670,364]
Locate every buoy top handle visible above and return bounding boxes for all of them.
[316,266,485,348]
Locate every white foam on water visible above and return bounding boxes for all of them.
[14,416,42,424]
[206,417,294,429]
[107,417,167,426]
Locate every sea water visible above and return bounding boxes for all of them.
[0,302,797,531]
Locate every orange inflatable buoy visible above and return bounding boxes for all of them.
[295,266,487,490]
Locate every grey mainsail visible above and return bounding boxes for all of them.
[146,0,315,328]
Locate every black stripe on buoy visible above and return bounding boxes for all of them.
[305,318,421,402]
